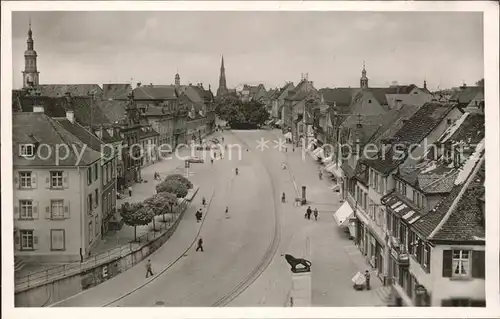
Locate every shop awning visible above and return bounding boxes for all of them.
[326,162,343,178]
[284,132,292,139]
[333,202,354,228]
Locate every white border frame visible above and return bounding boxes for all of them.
[2,1,499,318]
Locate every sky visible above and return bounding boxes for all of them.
[12,11,484,91]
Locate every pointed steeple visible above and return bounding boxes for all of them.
[360,61,368,90]
[217,55,228,96]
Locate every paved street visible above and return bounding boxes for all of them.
[52,128,386,307]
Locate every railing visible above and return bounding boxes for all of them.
[15,202,188,292]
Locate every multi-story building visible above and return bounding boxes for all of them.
[139,126,160,167]
[382,111,485,306]
[353,102,463,285]
[13,110,103,263]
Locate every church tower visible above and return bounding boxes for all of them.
[360,61,368,90]
[22,19,40,88]
[217,55,228,96]
[175,72,180,88]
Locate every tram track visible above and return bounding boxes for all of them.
[102,189,216,307]
[211,130,282,307]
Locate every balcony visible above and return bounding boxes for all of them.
[390,240,410,267]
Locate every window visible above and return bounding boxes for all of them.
[19,200,33,219]
[363,193,367,210]
[95,189,99,207]
[50,171,63,188]
[386,211,392,233]
[106,164,110,184]
[88,194,93,213]
[51,200,64,219]
[400,224,407,251]
[50,229,65,251]
[374,173,379,190]
[94,164,98,181]
[452,250,470,277]
[95,216,99,237]
[87,167,92,185]
[446,118,452,125]
[88,221,93,243]
[423,245,430,270]
[19,172,32,188]
[20,230,34,250]
[20,144,34,157]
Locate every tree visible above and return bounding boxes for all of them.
[164,174,193,190]
[120,202,153,241]
[143,194,170,229]
[157,192,178,220]
[156,179,188,198]
[214,97,269,129]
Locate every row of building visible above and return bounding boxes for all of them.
[12,23,216,265]
[269,65,485,306]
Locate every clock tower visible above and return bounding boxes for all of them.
[22,19,40,88]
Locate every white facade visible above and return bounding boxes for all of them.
[14,162,103,262]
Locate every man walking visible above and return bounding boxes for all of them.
[196,237,204,252]
[128,186,133,197]
[306,206,312,220]
[145,259,154,278]
[225,206,229,218]
[364,270,371,290]
[313,208,319,221]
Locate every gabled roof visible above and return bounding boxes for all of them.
[16,95,111,128]
[365,102,457,175]
[369,85,418,106]
[450,86,483,106]
[38,84,103,98]
[13,113,101,166]
[319,87,357,107]
[436,112,484,146]
[54,118,112,157]
[97,100,128,124]
[412,156,485,242]
[103,84,132,100]
[133,85,178,100]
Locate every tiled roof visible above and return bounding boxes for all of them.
[13,113,101,167]
[97,100,128,124]
[370,85,417,105]
[133,85,178,100]
[437,112,484,146]
[369,104,422,146]
[102,84,132,100]
[319,87,357,107]
[54,118,112,157]
[450,86,483,106]
[16,95,111,128]
[365,102,457,175]
[38,84,103,98]
[413,157,485,241]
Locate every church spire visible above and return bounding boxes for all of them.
[217,55,228,96]
[360,61,368,90]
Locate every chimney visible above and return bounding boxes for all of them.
[66,110,75,123]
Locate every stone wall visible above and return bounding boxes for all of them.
[14,190,197,307]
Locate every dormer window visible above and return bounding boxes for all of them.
[20,144,35,157]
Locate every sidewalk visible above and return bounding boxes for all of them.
[277,133,388,306]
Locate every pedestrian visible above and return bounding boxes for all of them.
[196,237,204,252]
[314,208,318,221]
[225,206,229,218]
[211,158,214,165]
[285,147,288,152]
[128,186,132,197]
[145,259,154,278]
[319,171,323,180]
[306,206,312,220]
[222,137,224,143]
[364,270,371,290]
